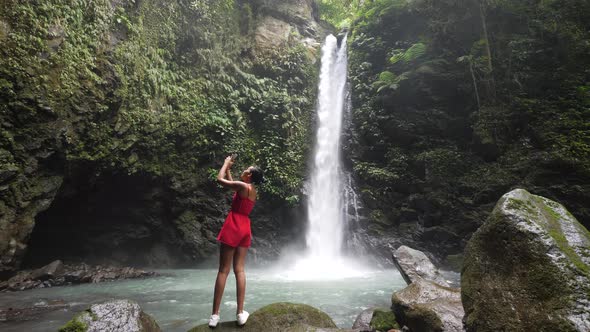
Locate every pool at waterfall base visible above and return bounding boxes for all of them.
[0,268,408,331]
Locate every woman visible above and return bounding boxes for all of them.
[209,155,263,327]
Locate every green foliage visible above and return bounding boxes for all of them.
[389,42,427,65]
[347,0,590,244]
[317,0,362,28]
[373,70,409,92]
[0,0,319,205]
[416,148,467,180]
[353,161,399,184]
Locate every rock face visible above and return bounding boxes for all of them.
[59,299,160,332]
[392,279,463,332]
[391,246,464,332]
[188,302,338,331]
[393,245,449,286]
[253,0,324,52]
[0,260,157,291]
[352,307,374,330]
[0,0,323,276]
[462,188,590,332]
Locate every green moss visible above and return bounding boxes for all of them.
[187,302,336,332]
[539,201,590,276]
[505,198,536,217]
[247,302,336,329]
[58,318,87,332]
[370,308,399,331]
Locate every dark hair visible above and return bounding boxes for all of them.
[250,166,264,185]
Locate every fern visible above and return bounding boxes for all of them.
[373,70,410,92]
[389,42,427,64]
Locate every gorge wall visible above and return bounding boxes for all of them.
[0,0,328,276]
[346,0,590,262]
[2,0,589,277]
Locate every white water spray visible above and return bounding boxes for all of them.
[306,34,347,259]
[278,34,366,280]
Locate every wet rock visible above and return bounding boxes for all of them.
[462,188,590,332]
[30,259,64,281]
[352,307,374,330]
[391,278,464,332]
[59,299,160,332]
[392,245,449,286]
[2,263,158,292]
[188,302,338,331]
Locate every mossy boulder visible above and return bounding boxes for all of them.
[369,308,399,332]
[461,188,590,331]
[391,278,463,332]
[58,299,160,332]
[188,302,337,332]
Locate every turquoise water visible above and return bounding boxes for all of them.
[0,268,407,331]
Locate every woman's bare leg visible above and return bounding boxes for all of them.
[212,244,235,315]
[233,246,248,314]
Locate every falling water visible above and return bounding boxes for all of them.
[278,34,367,280]
[306,33,348,259]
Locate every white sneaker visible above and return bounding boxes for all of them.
[208,314,220,327]
[237,311,249,326]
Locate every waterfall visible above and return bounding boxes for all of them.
[279,34,366,280]
[306,34,348,259]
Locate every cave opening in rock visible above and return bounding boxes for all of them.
[22,170,188,270]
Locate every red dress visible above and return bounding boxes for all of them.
[217,190,255,248]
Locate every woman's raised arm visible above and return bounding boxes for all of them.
[217,156,247,191]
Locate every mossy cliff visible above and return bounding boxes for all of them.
[345,0,590,260]
[461,189,590,331]
[0,0,326,275]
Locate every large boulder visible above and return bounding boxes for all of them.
[390,246,464,332]
[462,188,590,331]
[58,299,160,332]
[392,278,464,332]
[188,302,338,331]
[393,245,449,286]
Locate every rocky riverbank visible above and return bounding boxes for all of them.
[0,260,158,292]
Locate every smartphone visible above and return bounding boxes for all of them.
[230,153,238,161]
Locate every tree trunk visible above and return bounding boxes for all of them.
[479,0,497,101]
